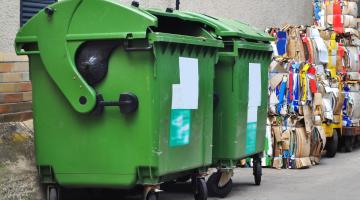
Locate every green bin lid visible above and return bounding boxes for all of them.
[16,0,158,43]
[16,1,223,49]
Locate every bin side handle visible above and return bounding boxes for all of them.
[36,0,96,113]
[15,41,40,55]
[92,93,139,115]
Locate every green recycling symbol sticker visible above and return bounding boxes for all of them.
[169,109,191,147]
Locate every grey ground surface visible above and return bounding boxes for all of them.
[1,121,360,200]
[159,149,360,200]
[59,148,360,200]
[0,121,40,200]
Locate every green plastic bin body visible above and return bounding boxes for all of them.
[15,0,222,187]
[213,41,272,166]
[179,12,274,167]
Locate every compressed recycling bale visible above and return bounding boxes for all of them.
[327,15,357,28]
[322,92,336,120]
[294,127,311,169]
[310,126,326,165]
[326,1,358,17]
[346,92,360,124]
[347,46,360,72]
[343,1,358,17]
[347,72,360,80]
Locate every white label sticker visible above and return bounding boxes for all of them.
[171,57,199,109]
[248,63,262,111]
[246,63,262,154]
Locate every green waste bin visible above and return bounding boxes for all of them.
[15,1,223,200]
[175,12,273,197]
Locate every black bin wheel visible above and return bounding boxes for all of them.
[326,130,338,158]
[146,191,159,200]
[206,171,232,198]
[193,178,208,200]
[253,159,262,185]
[48,187,59,200]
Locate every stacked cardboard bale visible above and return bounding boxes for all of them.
[326,0,360,129]
[264,0,360,169]
[315,0,359,33]
[342,26,360,127]
[266,25,345,169]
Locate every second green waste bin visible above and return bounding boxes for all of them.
[180,12,274,197]
[15,1,223,200]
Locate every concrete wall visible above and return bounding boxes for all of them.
[0,0,20,53]
[0,0,312,122]
[0,0,313,54]
[116,0,313,29]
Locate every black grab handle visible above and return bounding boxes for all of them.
[92,93,139,115]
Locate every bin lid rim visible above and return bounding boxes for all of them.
[148,9,274,42]
[16,0,159,42]
[149,32,224,48]
[185,12,274,42]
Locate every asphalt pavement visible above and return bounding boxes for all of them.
[60,148,360,200]
[160,149,360,200]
